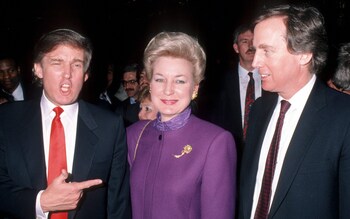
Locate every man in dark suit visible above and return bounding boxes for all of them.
[115,63,140,127]
[0,54,41,104]
[239,4,350,219]
[0,29,130,218]
[96,63,123,111]
[211,23,264,161]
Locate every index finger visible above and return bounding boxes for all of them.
[75,179,103,190]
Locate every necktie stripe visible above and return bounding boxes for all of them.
[243,72,255,139]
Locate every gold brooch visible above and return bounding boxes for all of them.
[174,145,192,158]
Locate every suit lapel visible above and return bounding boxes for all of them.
[69,102,99,219]
[242,94,278,218]
[71,101,98,182]
[269,81,327,217]
[231,69,243,128]
[20,101,47,189]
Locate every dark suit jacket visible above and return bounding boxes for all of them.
[115,97,140,127]
[239,79,350,219]
[0,99,130,219]
[211,65,271,160]
[96,90,123,112]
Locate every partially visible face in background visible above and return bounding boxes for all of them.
[139,70,150,89]
[0,58,21,93]
[123,71,139,97]
[138,97,158,120]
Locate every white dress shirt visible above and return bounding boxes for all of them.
[12,83,24,101]
[238,64,261,127]
[250,75,316,219]
[35,92,78,218]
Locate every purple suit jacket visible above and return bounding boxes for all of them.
[127,114,237,219]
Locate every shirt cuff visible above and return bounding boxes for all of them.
[36,190,49,219]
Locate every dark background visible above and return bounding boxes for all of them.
[1,0,349,105]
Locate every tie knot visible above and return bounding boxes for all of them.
[248,72,253,78]
[280,100,291,115]
[53,107,64,117]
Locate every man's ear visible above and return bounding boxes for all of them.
[84,73,89,82]
[33,63,43,78]
[299,53,313,66]
[233,43,239,54]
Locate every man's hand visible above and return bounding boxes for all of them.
[40,169,103,212]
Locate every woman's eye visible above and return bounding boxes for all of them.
[145,106,152,112]
[175,80,185,84]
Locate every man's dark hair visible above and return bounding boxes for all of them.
[33,29,93,72]
[254,4,328,75]
[233,23,254,44]
[122,63,141,82]
[332,43,350,91]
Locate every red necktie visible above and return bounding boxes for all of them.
[243,72,255,139]
[48,107,68,219]
[254,100,291,219]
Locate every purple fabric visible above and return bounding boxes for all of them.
[154,107,191,131]
[127,112,237,219]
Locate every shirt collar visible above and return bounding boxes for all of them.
[278,74,316,110]
[12,83,24,101]
[40,91,79,119]
[154,107,191,131]
[238,64,259,79]
[130,97,137,104]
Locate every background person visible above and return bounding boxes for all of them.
[0,53,41,103]
[327,42,350,95]
[137,85,158,120]
[115,62,141,127]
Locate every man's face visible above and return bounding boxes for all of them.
[234,30,255,64]
[34,44,88,106]
[252,16,310,99]
[0,59,21,93]
[139,71,150,89]
[123,71,139,97]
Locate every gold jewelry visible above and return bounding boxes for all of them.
[191,92,198,100]
[174,145,192,158]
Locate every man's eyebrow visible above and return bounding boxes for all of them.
[49,57,63,62]
[72,58,84,63]
[257,44,275,51]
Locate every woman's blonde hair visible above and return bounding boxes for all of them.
[143,31,206,84]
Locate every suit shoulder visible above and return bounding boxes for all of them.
[325,88,350,112]
[79,100,123,122]
[190,116,233,137]
[127,120,153,135]
[0,100,39,121]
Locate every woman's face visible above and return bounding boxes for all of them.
[150,57,198,122]
[138,97,158,120]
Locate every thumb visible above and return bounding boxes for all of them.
[53,169,69,184]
